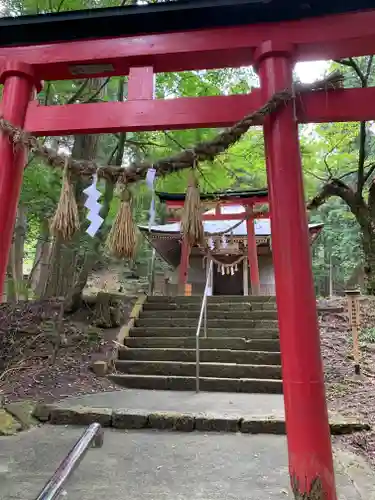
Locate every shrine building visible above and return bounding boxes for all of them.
[139,189,323,296]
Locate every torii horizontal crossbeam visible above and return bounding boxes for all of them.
[1,9,375,80]
[24,87,375,136]
[1,0,374,48]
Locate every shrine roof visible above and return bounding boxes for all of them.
[1,0,374,48]
[156,189,269,203]
[139,206,323,237]
[140,221,324,237]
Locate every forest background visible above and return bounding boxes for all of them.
[3,0,374,305]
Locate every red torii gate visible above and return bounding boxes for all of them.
[0,3,375,499]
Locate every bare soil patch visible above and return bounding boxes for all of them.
[320,296,375,467]
[0,297,134,402]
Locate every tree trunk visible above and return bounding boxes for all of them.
[357,188,375,295]
[32,219,51,296]
[5,260,16,303]
[42,79,106,300]
[65,77,126,311]
[361,223,375,294]
[13,204,26,295]
[3,205,27,302]
[66,177,114,312]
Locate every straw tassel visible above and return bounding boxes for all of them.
[50,158,80,240]
[106,185,137,259]
[181,168,204,246]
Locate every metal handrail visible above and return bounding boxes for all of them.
[196,258,213,393]
[35,423,104,500]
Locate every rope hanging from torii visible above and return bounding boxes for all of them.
[0,71,343,258]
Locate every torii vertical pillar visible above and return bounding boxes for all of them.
[255,42,336,500]
[0,61,40,299]
[246,214,260,295]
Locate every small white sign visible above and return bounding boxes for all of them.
[146,168,156,189]
[84,174,103,237]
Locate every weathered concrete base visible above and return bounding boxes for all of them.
[0,426,369,500]
[33,403,369,436]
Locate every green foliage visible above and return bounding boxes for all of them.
[310,198,362,289]
[4,0,373,295]
[361,327,375,344]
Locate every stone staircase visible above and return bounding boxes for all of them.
[109,295,282,393]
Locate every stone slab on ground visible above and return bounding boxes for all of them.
[0,426,372,500]
[53,389,286,416]
[33,390,370,435]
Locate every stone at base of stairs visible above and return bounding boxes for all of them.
[34,405,369,436]
[32,390,370,436]
[108,374,283,393]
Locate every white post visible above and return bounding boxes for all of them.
[243,257,249,296]
[206,257,213,296]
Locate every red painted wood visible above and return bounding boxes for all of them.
[1,10,375,80]
[297,87,375,123]
[128,67,154,100]
[258,46,336,499]
[165,198,267,208]
[167,212,270,222]
[24,92,262,135]
[246,216,260,295]
[0,65,37,298]
[24,87,375,136]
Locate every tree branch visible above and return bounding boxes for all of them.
[84,77,111,103]
[365,55,374,83]
[107,144,119,165]
[304,168,328,182]
[368,182,375,221]
[363,163,375,185]
[44,82,52,106]
[357,121,367,192]
[335,58,366,86]
[66,80,90,105]
[308,178,357,211]
[163,130,185,150]
[57,0,67,12]
[124,138,167,148]
[334,57,373,194]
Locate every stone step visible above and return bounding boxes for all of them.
[124,337,280,351]
[119,348,281,365]
[109,374,283,393]
[130,327,279,338]
[146,295,276,304]
[135,318,278,329]
[143,302,277,312]
[139,310,278,320]
[115,360,282,379]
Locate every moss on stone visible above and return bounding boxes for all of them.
[5,401,39,430]
[0,409,21,436]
